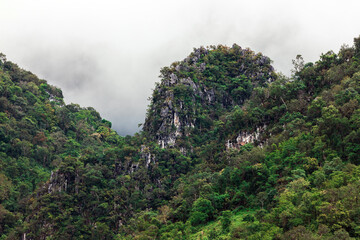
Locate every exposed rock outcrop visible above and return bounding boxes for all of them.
[143,45,275,149]
[226,125,267,150]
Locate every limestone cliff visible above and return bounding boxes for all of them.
[143,45,275,148]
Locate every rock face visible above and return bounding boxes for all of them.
[47,171,67,193]
[226,125,268,150]
[140,145,156,168]
[143,45,275,148]
[47,168,80,194]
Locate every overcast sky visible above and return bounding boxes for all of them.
[1,0,359,135]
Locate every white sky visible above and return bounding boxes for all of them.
[1,0,360,135]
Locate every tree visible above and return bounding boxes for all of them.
[292,55,305,76]
[190,198,215,226]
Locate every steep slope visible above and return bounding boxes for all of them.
[143,45,275,149]
[0,56,129,239]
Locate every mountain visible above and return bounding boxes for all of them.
[0,36,360,239]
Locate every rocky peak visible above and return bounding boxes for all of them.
[143,44,275,148]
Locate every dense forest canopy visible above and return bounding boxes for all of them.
[0,36,360,239]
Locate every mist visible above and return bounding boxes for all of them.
[1,0,360,135]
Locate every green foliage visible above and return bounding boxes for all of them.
[220,210,232,233]
[0,57,132,239]
[2,36,360,239]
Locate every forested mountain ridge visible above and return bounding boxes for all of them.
[0,36,360,239]
[0,54,129,239]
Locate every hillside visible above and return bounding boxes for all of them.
[0,36,360,239]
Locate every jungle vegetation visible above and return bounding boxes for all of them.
[0,36,360,239]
